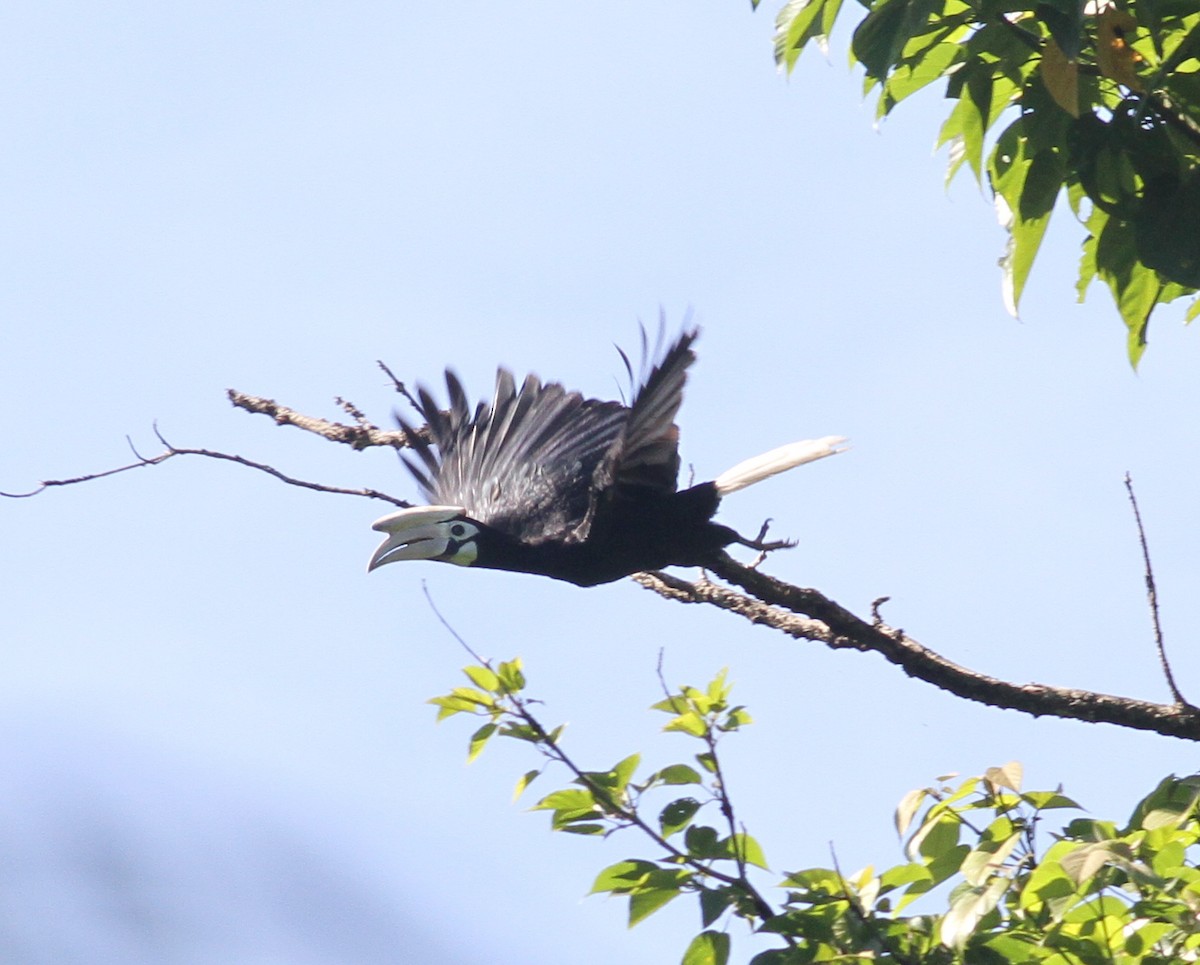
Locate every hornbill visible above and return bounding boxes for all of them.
[368,329,845,586]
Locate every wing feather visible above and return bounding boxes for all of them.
[591,328,696,497]
[396,327,697,546]
[401,366,627,543]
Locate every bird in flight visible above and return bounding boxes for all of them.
[368,328,845,586]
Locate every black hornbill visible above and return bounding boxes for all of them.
[368,329,845,586]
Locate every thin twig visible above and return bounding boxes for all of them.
[377,360,423,413]
[422,581,490,665]
[335,396,377,429]
[1124,473,1192,708]
[420,590,789,936]
[2,428,412,507]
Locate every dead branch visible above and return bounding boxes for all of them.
[226,389,428,449]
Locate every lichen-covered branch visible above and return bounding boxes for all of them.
[227,389,426,449]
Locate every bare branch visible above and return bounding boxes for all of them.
[2,427,412,508]
[1,441,171,498]
[1124,473,1193,708]
[639,555,1200,742]
[335,396,376,429]
[376,360,423,413]
[15,388,1198,743]
[227,389,427,449]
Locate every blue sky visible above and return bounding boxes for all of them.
[4,3,1200,963]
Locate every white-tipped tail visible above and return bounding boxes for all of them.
[713,436,848,496]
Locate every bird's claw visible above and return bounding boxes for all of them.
[735,519,796,569]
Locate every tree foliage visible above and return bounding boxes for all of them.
[763,0,1200,364]
[435,663,1200,964]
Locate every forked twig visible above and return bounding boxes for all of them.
[1,425,412,507]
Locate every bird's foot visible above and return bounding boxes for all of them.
[734,519,796,569]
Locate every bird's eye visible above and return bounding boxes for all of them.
[449,523,468,538]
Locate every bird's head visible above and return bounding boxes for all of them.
[367,505,482,571]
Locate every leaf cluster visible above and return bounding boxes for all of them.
[433,659,1200,964]
[767,0,1200,364]
[765,764,1200,963]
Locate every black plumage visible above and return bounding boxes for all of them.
[368,329,844,586]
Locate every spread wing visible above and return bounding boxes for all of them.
[399,327,697,546]
[399,368,629,544]
[580,329,696,536]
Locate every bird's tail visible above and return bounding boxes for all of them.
[713,436,848,496]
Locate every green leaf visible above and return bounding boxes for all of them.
[1021,790,1082,811]
[980,932,1047,961]
[665,712,709,738]
[496,658,526,694]
[1094,215,1163,367]
[781,867,842,894]
[660,797,702,837]
[682,930,731,965]
[990,119,1062,317]
[961,816,1022,886]
[1020,842,1080,914]
[467,722,496,763]
[582,753,641,794]
[907,810,961,862]
[513,768,540,801]
[595,865,692,927]
[705,668,731,703]
[1126,774,1200,831]
[651,695,690,715]
[879,21,968,117]
[686,825,725,859]
[719,706,753,731]
[534,787,601,829]
[1060,840,1129,884]
[775,0,845,71]
[629,882,685,926]
[657,764,703,786]
[591,859,658,895]
[428,694,485,720]
[852,0,943,84]
[940,875,1009,950]
[1134,171,1200,287]
[448,687,494,709]
[463,664,499,693]
[937,76,987,185]
[699,887,735,927]
[730,833,770,870]
[499,722,541,743]
[878,861,933,898]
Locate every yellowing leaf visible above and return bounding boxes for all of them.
[1096,7,1145,91]
[985,761,1023,793]
[896,788,926,837]
[1041,39,1079,116]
